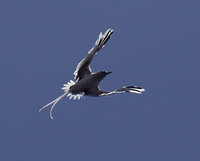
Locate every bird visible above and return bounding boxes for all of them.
[39,29,145,119]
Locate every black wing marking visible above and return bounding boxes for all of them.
[100,86,145,96]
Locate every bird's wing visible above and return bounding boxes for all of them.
[100,86,145,96]
[74,29,114,81]
[73,57,92,81]
[84,86,104,96]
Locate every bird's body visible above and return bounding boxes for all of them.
[69,71,110,95]
[39,29,145,119]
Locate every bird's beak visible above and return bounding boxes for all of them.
[106,71,113,74]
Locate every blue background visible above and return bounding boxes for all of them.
[1,0,200,160]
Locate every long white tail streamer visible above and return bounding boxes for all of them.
[39,92,69,119]
[39,80,83,119]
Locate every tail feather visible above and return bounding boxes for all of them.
[39,92,69,119]
[39,80,84,119]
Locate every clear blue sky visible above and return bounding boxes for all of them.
[1,0,200,161]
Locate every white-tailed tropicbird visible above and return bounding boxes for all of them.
[39,29,145,119]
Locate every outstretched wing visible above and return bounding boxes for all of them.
[100,86,145,96]
[115,86,145,94]
[73,56,92,81]
[74,29,114,81]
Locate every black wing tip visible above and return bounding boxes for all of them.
[125,86,143,89]
[108,28,114,31]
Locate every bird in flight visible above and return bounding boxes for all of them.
[39,29,145,119]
